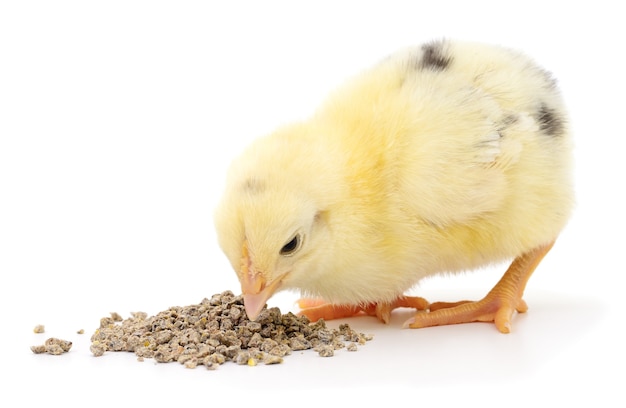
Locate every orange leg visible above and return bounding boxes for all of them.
[297,296,430,324]
[404,241,555,333]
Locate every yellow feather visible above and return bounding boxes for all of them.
[214,39,574,308]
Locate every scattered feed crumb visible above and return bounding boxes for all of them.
[31,345,46,354]
[77,329,85,334]
[264,355,283,365]
[316,345,334,357]
[184,358,199,369]
[31,337,73,355]
[89,290,373,369]
[33,325,45,334]
[90,341,106,357]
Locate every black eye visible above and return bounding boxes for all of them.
[280,234,301,256]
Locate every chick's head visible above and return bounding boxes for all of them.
[214,128,334,321]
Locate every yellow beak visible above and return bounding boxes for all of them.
[240,240,282,321]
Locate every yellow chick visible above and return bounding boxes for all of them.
[214,39,574,333]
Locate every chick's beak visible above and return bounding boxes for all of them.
[242,275,282,321]
[240,240,282,321]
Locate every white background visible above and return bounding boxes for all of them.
[1,1,624,406]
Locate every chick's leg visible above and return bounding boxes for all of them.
[297,296,430,324]
[405,241,555,333]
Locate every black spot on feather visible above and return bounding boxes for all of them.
[536,103,564,136]
[419,41,452,71]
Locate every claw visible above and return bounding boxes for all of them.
[405,241,555,333]
[297,295,429,324]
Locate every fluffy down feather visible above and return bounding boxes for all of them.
[214,39,573,328]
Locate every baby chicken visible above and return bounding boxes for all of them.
[214,39,574,333]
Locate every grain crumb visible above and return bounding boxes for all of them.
[316,345,334,357]
[31,337,73,355]
[264,355,283,365]
[33,325,45,334]
[89,290,373,369]
[110,312,123,322]
[90,341,106,357]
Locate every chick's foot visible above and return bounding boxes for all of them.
[297,296,430,324]
[404,241,555,333]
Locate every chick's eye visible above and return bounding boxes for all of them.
[280,234,301,256]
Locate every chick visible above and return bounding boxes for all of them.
[214,39,574,333]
